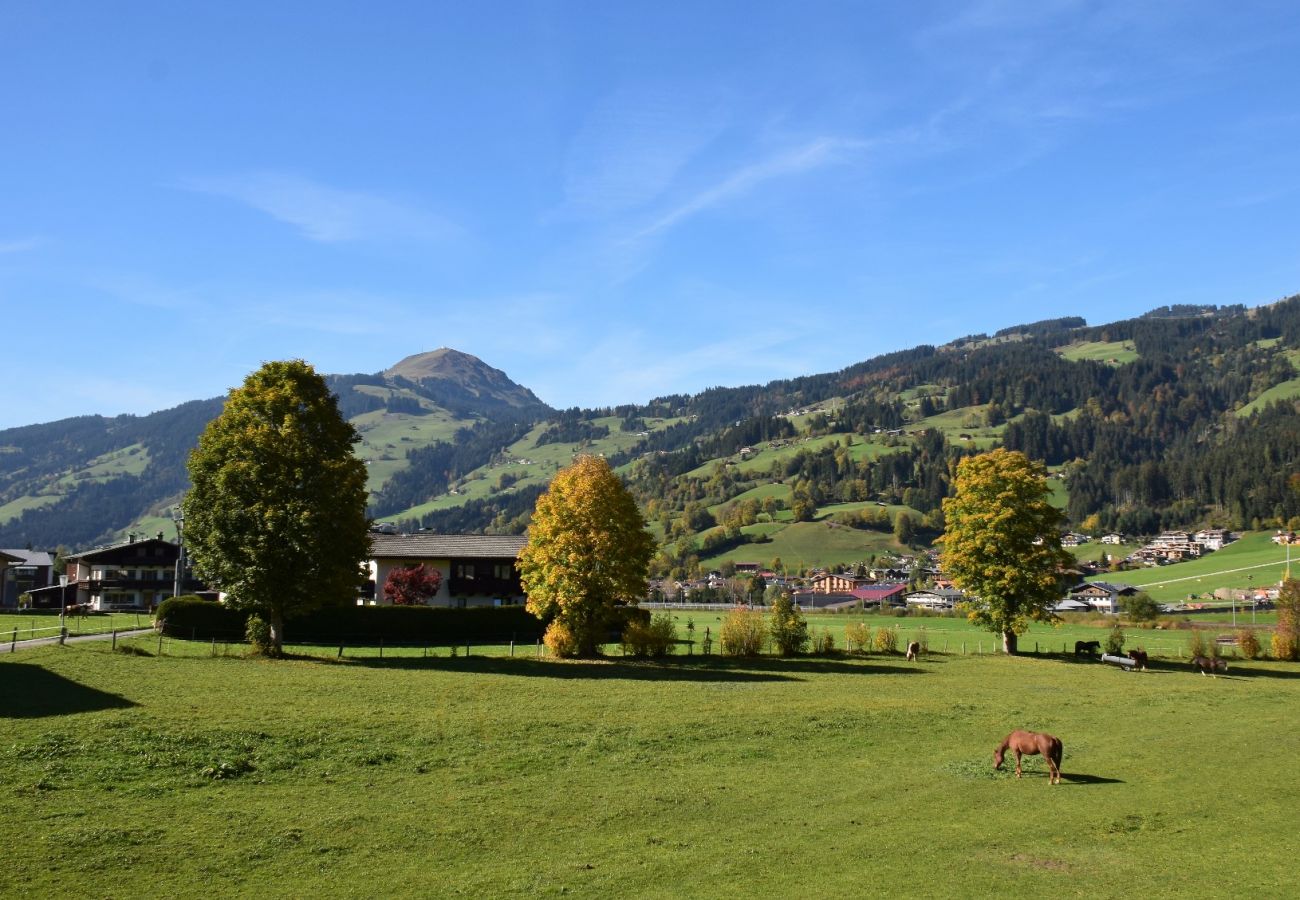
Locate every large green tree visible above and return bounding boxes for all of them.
[939,448,1071,654]
[183,360,369,656]
[518,455,654,657]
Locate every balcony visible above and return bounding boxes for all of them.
[449,575,522,598]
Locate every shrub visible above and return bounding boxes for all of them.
[543,621,580,658]
[621,613,677,658]
[720,608,766,656]
[1120,592,1160,623]
[811,628,835,655]
[154,597,548,645]
[872,626,897,654]
[1187,630,1208,659]
[1271,630,1299,661]
[245,615,274,655]
[1104,623,1126,656]
[768,591,809,656]
[844,622,871,653]
[155,595,246,639]
[1237,629,1262,660]
[1206,636,1222,660]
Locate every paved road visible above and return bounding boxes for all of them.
[0,628,154,655]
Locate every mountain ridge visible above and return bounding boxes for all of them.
[5,297,1300,559]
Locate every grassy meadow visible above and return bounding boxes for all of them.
[4,629,1298,898]
[1086,531,1294,602]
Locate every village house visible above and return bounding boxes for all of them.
[1,548,55,607]
[904,587,965,611]
[809,572,869,594]
[25,534,194,611]
[1063,581,1140,615]
[1193,528,1231,551]
[1100,533,1125,545]
[368,533,526,608]
[849,583,909,609]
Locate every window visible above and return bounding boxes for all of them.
[455,564,476,580]
[493,564,513,580]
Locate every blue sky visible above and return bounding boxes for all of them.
[3,1,1299,429]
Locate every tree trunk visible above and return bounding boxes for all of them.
[269,608,286,658]
[1002,630,1018,655]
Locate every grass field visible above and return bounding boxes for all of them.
[1235,376,1300,417]
[0,612,153,641]
[1056,340,1139,365]
[4,633,1297,897]
[697,519,908,570]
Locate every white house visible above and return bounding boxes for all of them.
[368,533,527,608]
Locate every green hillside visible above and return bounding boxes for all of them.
[1085,531,1292,602]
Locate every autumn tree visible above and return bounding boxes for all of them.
[768,587,809,656]
[1273,577,1300,661]
[939,449,1071,654]
[517,455,655,657]
[383,564,443,606]
[184,360,369,656]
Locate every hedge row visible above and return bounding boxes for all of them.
[155,596,644,644]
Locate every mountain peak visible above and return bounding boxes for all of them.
[384,348,546,409]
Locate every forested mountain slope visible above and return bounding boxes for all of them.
[5,298,1300,556]
[0,351,549,548]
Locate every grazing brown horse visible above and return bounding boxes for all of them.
[994,731,1063,784]
[906,641,921,661]
[1128,649,1149,671]
[1192,656,1227,676]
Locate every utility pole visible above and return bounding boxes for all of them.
[172,507,186,598]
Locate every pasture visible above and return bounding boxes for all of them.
[1086,531,1293,602]
[3,634,1297,897]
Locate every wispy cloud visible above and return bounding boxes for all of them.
[631,137,871,242]
[176,172,457,244]
[558,86,728,218]
[0,236,44,254]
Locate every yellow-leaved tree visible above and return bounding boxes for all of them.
[938,449,1072,655]
[518,455,655,657]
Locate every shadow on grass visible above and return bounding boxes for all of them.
[1060,772,1125,785]
[0,663,137,718]
[334,654,925,681]
[1203,665,1300,680]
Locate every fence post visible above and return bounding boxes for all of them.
[379,638,384,659]
[211,637,217,657]
[465,642,470,657]
[962,641,966,654]
[510,640,515,657]
[536,638,541,658]
[338,641,344,659]
[59,627,67,645]
[112,630,117,651]
[157,632,163,656]
[10,627,16,652]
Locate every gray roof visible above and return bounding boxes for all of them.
[0,549,54,567]
[369,533,526,559]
